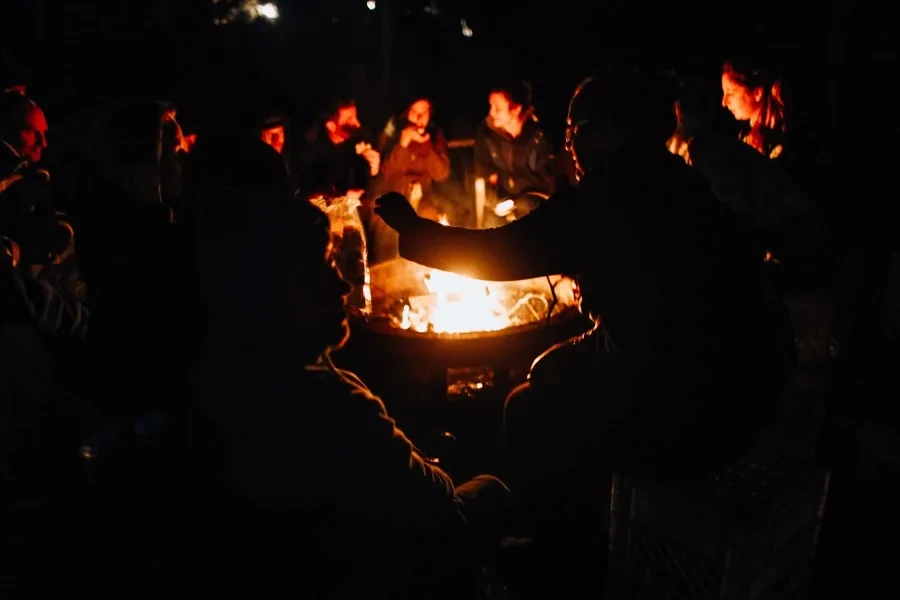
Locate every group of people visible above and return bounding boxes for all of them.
[248,79,559,261]
[1,55,834,598]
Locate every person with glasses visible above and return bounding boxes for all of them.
[375,70,789,591]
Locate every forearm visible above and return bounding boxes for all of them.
[423,145,451,182]
[398,200,572,281]
[12,270,89,337]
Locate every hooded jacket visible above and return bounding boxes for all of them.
[473,113,552,198]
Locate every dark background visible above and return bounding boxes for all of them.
[2,0,896,152]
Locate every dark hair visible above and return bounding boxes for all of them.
[325,99,356,123]
[571,70,679,143]
[0,92,37,140]
[183,134,289,200]
[253,104,291,135]
[490,80,533,110]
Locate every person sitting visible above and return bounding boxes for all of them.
[670,75,830,294]
[378,96,451,221]
[372,96,452,261]
[376,70,789,583]
[298,99,380,199]
[474,80,552,224]
[188,136,510,598]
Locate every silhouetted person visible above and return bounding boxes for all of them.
[377,73,789,590]
[189,137,510,598]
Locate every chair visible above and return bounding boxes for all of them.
[607,442,829,599]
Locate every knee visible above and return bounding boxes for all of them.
[455,474,511,505]
[503,382,536,426]
[503,382,546,448]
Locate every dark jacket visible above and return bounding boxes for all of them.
[193,346,465,594]
[398,145,784,425]
[473,116,552,198]
[299,126,375,197]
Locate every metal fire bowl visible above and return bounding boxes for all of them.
[338,257,588,379]
[336,307,590,385]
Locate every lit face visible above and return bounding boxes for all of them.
[17,104,48,163]
[721,71,762,122]
[407,99,431,130]
[289,240,352,351]
[326,105,362,144]
[488,92,522,132]
[260,125,286,154]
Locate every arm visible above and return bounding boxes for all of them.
[421,130,451,182]
[8,267,89,337]
[526,131,554,193]
[381,143,411,179]
[349,386,456,500]
[309,365,457,509]
[473,126,496,180]
[399,188,577,281]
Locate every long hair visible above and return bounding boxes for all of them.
[378,98,441,157]
[723,59,789,159]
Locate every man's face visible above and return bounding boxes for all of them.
[260,125,286,154]
[407,99,431,130]
[488,92,521,132]
[17,104,48,163]
[325,105,361,144]
[289,240,352,352]
[721,72,762,122]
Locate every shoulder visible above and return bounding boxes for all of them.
[475,120,492,138]
[304,364,389,414]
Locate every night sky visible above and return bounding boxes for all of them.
[1,1,897,150]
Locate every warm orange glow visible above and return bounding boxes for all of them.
[385,217,576,334]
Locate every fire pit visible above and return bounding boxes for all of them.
[332,256,589,478]
[337,257,588,390]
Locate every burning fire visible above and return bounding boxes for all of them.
[384,215,575,334]
[399,268,512,334]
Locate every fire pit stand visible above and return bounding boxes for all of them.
[332,310,591,478]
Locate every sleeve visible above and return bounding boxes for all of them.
[473,125,495,179]
[420,130,451,182]
[382,143,410,179]
[525,131,553,194]
[7,267,89,337]
[347,386,456,500]
[399,187,578,281]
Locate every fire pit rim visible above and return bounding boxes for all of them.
[350,305,584,340]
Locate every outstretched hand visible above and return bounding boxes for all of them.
[374,192,420,234]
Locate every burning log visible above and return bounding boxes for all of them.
[365,258,578,336]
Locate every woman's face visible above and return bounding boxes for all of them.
[488,92,522,132]
[721,71,762,122]
[407,100,431,130]
[260,125,286,154]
